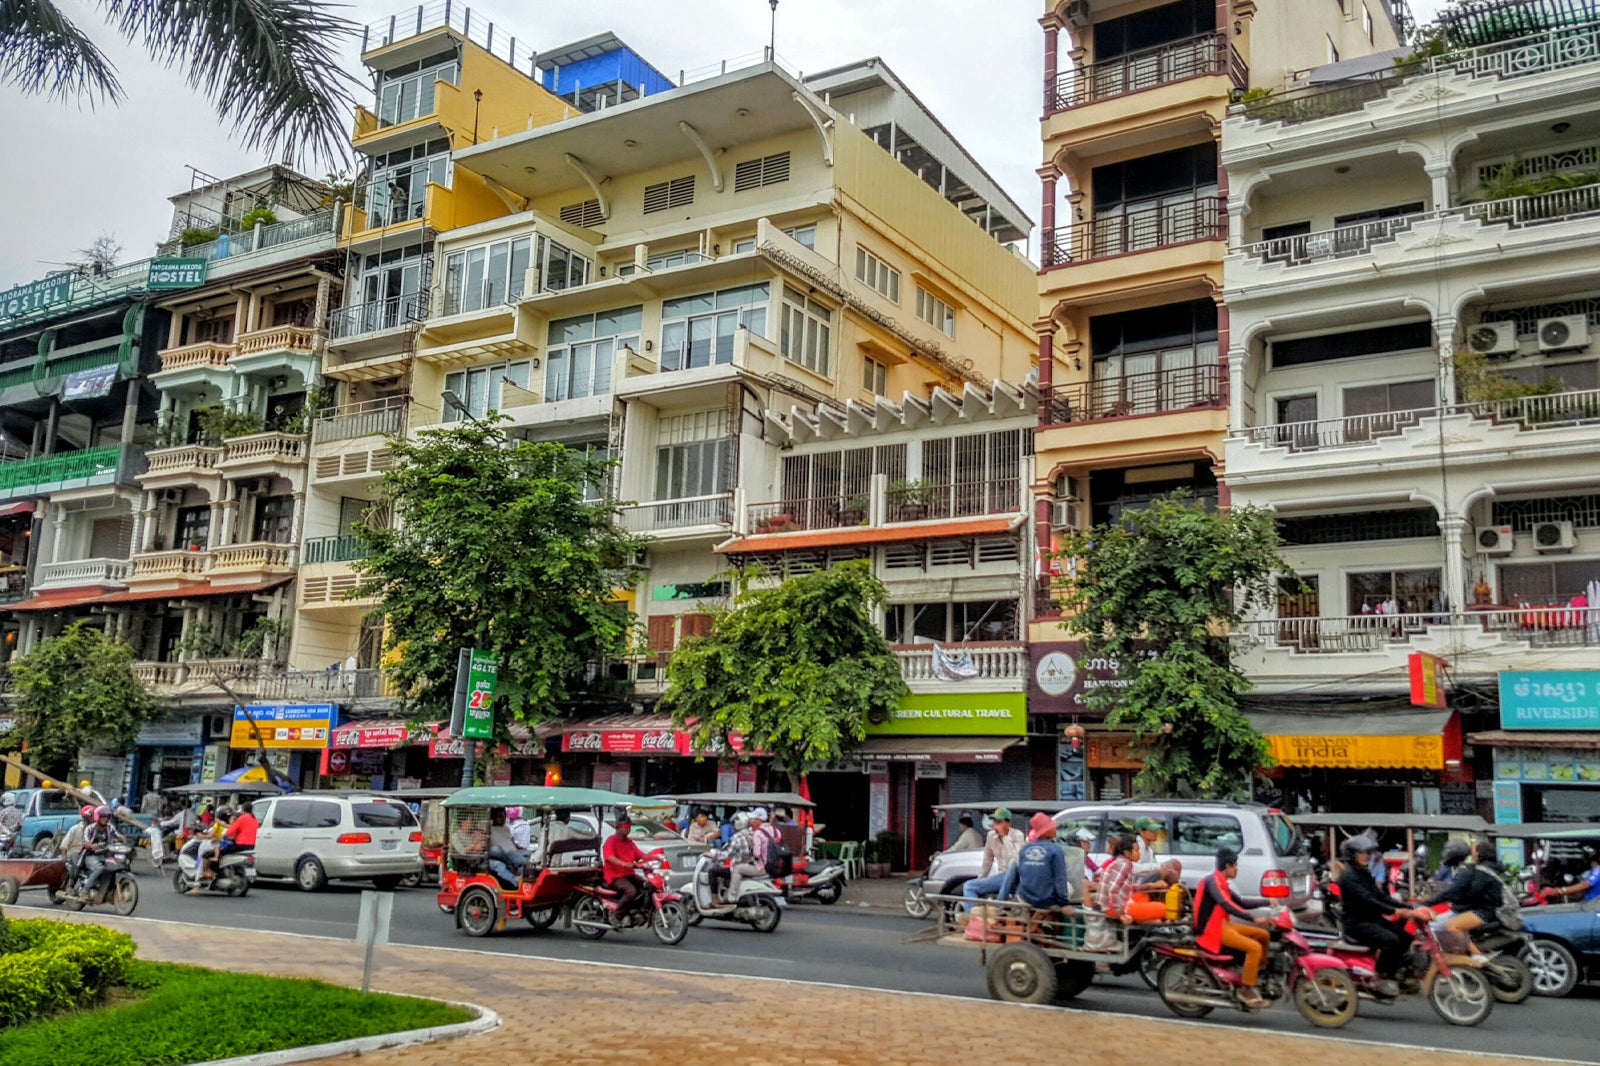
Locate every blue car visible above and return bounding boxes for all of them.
[1520,899,1600,997]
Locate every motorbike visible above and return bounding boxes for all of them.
[1470,924,1536,1004]
[904,876,932,918]
[1307,907,1495,1026]
[1152,908,1359,1029]
[57,843,139,916]
[773,854,845,905]
[569,858,689,945]
[170,836,256,897]
[683,851,785,932]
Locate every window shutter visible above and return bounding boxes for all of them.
[645,175,696,214]
[647,615,676,651]
[680,613,714,639]
[734,152,791,192]
[559,199,604,227]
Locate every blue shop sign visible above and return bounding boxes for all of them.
[1499,670,1600,730]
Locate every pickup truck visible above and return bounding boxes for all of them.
[0,787,151,855]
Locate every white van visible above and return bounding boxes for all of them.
[250,792,423,891]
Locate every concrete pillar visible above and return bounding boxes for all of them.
[138,491,160,551]
[1426,162,1452,210]
[1228,346,1248,430]
[1439,515,1468,618]
[1039,170,1058,240]
[208,495,227,549]
[288,491,307,549]
[1437,319,1458,406]
[43,400,59,455]
[167,312,184,350]
[50,507,67,564]
[1037,330,1055,429]
[1042,17,1060,98]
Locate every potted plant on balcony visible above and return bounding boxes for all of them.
[755,511,799,534]
[837,494,870,526]
[197,405,267,443]
[887,479,938,520]
[239,206,278,230]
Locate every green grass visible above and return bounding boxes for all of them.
[0,960,473,1066]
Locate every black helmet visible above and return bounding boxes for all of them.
[1583,846,1597,863]
[1441,840,1471,867]
[1341,834,1379,861]
[1215,846,1240,870]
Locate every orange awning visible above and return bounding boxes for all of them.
[6,587,117,612]
[96,579,291,605]
[718,516,1021,555]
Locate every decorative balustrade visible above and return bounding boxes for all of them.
[1237,608,1600,654]
[130,550,213,579]
[1047,33,1244,112]
[1471,606,1600,647]
[210,541,296,572]
[1041,360,1222,426]
[893,643,1028,684]
[34,558,131,588]
[1459,387,1600,428]
[219,432,305,467]
[133,659,267,690]
[617,493,733,534]
[157,341,237,372]
[314,397,410,443]
[1239,213,1426,265]
[1240,408,1428,452]
[132,662,186,686]
[1042,196,1226,267]
[236,324,317,356]
[255,668,397,701]
[142,445,223,476]
[1239,389,1600,452]
[1454,181,1600,228]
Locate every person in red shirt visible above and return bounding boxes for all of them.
[209,801,259,881]
[1194,847,1274,1007]
[602,811,652,916]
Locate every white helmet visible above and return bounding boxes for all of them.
[0,793,15,808]
[732,812,751,830]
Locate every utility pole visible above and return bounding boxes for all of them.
[768,0,778,62]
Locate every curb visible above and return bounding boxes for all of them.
[189,999,500,1066]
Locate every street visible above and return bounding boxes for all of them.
[10,867,1597,1063]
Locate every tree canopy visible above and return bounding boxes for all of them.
[663,561,908,781]
[8,622,159,775]
[1057,493,1287,798]
[350,419,646,728]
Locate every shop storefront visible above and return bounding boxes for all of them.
[558,714,743,796]
[1029,640,1138,800]
[321,720,430,791]
[130,716,206,802]
[1246,707,1464,814]
[1470,670,1600,827]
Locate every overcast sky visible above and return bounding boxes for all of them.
[0,0,1448,290]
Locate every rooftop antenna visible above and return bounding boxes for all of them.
[767,0,778,62]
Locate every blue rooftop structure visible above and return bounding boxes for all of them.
[538,32,676,111]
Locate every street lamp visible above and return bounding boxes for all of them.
[768,0,778,62]
[472,89,483,145]
[440,388,480,424]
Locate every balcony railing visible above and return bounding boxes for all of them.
[748,492,869,534]
[158,340,237,372]
[887,478,1023,524]
[0,446,128,498]
[893,642,1028,684]
[180,210,336,261]
[34,558,130,589]
[133,659,266,690]
[0,571,28,604]
[1041,360,1223,425]
[617,493,734,534]
[236,324,317,356]
[142,444,223,477]
[1240,407,1429,452]
[1455,181,1600,228]
[130,550,213,580]
[327,294,425,342]
[1047,33,1245,112]
[256,667,398,701]
[1042,195,1226,267]
[314,397,410,443]
[1239,607,1600,653]
[1240,213,1426,266]
[1460,386,1600,428]
[1240,389,1600,451]
[1474,606,1600,647]
[303,534,367,564]
[211,541,296,572]
[219,431,305,467]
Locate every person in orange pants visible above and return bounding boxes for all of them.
[1195,847,1275,1006]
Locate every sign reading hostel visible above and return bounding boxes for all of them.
[1499,670,1600,730]
[865,693,1027,737]
[146,258,208,290]
[1,275,71,317]
[461,649,498,740]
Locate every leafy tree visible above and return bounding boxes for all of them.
[0,0,359,163]
[8,622,159,776]
[351,419,645,728]
[1056,492,1287,798]
[663,562,908,784]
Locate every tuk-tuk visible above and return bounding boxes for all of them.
[436,785,640,937]
[381,788,458,886]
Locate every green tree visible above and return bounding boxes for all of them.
[1057,493,1287,798]
[0,0,359,163]
[9,622,159,776]
[663,562,908,783]
[350,419,646,728]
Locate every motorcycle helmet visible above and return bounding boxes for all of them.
[80,805,96,820]
[732,812,751,831]
[1584,846,1597,864]
[1340,834,1379,861]
[93,805,111,822]
[1,793,14,808]
[1441,840,1471,868]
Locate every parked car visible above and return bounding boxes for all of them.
[1519,899,1600,997]
[1,787,150,856]
[920,800,1315,910]
[249,792,423,891]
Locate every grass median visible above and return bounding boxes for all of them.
[0,959,474,1066]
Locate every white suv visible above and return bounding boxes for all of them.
[251,792,423,891]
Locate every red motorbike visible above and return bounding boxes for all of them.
[569,857,689,945]
[1151,909,1358,1028]
[1308,902,1495,1025]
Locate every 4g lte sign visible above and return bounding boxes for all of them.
[461,648,498,740]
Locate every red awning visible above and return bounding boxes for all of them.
[95,579,291,605]
[718,516,1022,555]
[6,587,115,612]
[0,502,36,518]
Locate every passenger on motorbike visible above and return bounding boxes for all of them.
[1195,847,1275,1008]
[602,810,651,915]
[61,806,95,886]
[207,801,258,882]
[725,812,766,903]
[0,792,22,856]
[1419,841,1503,945]
[1334,834,1432,997]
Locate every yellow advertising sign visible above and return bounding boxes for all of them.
[229,704,335,750]
[1267,733,1443,770]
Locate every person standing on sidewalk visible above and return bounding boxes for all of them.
[962,808,1024,906]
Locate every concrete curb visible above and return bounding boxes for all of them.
[188,999,500,1066]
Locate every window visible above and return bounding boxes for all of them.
[920,429,1026,515]
[645,248,709,271]
[1171,814,1244,856]
[1363,3,1375,43]
[643,175,695,214]
[366,139,451,226]
[660,284,768,371]
[854,247,900,302]
[733,224,815,255]
[863,357,888,397]
[376,52,459,127]
[647,615,676,652]
[175,505,210,549]
[1271,321,1432,368]
[352,802,416,829]
[1276,394,1317,424]
[545,306,642,401]
[1342,379,1435,425]
[655,410,730,499]
[192,316,234,344]
[270,799,342,829]
[559,199,605,228]
[883,599,1019,643]
[1278,509,1440,545]
[1499,560,1600,603]
[1261,221,1311,243]
[1326,34,1340,63]
[915,287,955,337]
[1089,299,1219,414]
[1333,202,1425,228]
[251,495,295,544]
[779,285,833,376]
[733,152,791,192]
[40,790,78,815]
[1056,813,1106,850]
[1093,0,1214,60]
[443,236,532,314]
[1348,568,1441,614]
[443,359,535,420]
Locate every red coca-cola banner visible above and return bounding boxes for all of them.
[331,723,417,749]
[562,729,682,754]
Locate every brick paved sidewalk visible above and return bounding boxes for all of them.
[54,913,1545,1066]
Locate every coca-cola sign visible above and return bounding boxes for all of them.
[639,730,676,751]
[566,731,604,752]
[561,728,693,754]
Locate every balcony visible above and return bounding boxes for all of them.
[325,295,425,370]
[314,397,410,444]
[132,658,266,695]
[1043,196,1226,269]
[302,534,366,564]
[1041,361,1223,426]
[177,210,338,267]
[1047,33,1244,113]
[1238,213,1425,267]
[0,446,138,503]
[235,324,317,361]
[617,493,735,538]
[156,341,237,375]
[216,431,306,475]
[139,445,224,489]
[255,667,397,702]
[893,642,1028,693]
[129,549,213,583]
[33,558,130,591]
[1240,608,1600,655]
[210,541,296,575]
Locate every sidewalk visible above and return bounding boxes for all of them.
[837,873,909,911]
[53,912,1549,1066]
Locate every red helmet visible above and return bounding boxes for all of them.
[80,805,96,820]
[93,805,111,822]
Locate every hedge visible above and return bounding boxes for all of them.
[0,916,137,1029]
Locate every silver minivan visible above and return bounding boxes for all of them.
[922,800,1315,910]
[251,792,423,891]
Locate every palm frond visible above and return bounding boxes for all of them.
[0,0,123,103]
[103,0,360,165]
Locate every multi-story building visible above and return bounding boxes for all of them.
[1222,10,1600,815]
[1029,0,1404,800]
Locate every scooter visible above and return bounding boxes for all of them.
[1306,904,1495,1026]
[569,858,689,945]
[684,850,785,932]
[774,854,845,905]
[58,843,139,916]
[171,836,256,897]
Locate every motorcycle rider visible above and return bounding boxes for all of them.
[1555,847,1600,902]
[60,805,95,889]
[205,801,258,884]
[601,810,650,917]
[1334,834,1432,997]
[724,812,766,904]
[1194,847,1274,1008]
[77,806,116,897]
[1419,840,1503,947]
[0,792,23,857]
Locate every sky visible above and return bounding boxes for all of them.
[0,0,1450,290]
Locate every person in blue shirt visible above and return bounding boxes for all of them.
[1557,848,1600,903]
[999,813,1070,908]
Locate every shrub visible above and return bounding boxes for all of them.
[0,919,136,1028]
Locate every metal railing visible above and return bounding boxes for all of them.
[0,446,125,496]
[315,397,410,442]
[303,534,367,565]
[1460,386,1600,428]
[256,668,398,700]
[1455,181,1600,227]
[362,2,539,78]
[1474,606,1600,647]
[1239,388,1600,450]
[181,210,335,261]
[887,478,1024,524]
[617,493,734,533]
[1240,212,1425,265]
[1047,33,1245,111]
[1239,607,1600,653]
[327,294,426,341]
[1240,407,1429,452]
[893,642,1028,684]
[748,492,868,534]
[1041,361,1223,425]
[1042,196,1226,267]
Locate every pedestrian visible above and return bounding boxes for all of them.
[961,808,1024,908]
[140,789,162,818]
[951,814,984,852]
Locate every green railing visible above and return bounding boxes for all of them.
[0,446,124,497]
[0,349,127,394]
[302,533,366,564]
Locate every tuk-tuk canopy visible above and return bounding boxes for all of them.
[381,787,461,802]
[1287,813,1491,833]
[441,785,642,810]
[162,781,282,797]
[1488,822,1600,840]
[668,791,814,810]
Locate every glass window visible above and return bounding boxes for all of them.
[863,357,888,397]
[1348,568,1442,614]
[352,801,417,828]
[544,307,641,402]
[655,439,729,499]
[175,505,211,548]
[1056,813,1106,850]
[779,285,832,376]
[270,799,308,829]
[784,225,817,250]
[251,495,296,544]
[304,800,343,828]
[660,284,769,371]
[915,287,955,337]
[1264,814,1302,858]
[376,53,459,126]
[442,359,536,420]
[855,247,900,302]
[1171,814,1244,855]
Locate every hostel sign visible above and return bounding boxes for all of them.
[146,258,208,290]
[1,275,71,317]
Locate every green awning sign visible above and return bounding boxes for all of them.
[147,258,208,290]
[865,692,1028,737]
[1,275,71,317]
[461,648,499,740]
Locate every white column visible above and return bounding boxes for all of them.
[1426,162,1452,210]
[1228,346,1248,431]
[50,506,68,564]
[1439,515,1468,618]
[1436,319,1457,407]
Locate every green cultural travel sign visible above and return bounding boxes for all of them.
[461,648,499,740]
[1,275,72,317]
[146,258,209,290]
[865,692,1027,737]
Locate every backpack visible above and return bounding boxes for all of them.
[762,827,794,878]
[1491,871,1524,932]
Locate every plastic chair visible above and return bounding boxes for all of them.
[838,841,863,881]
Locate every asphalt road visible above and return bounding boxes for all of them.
[11,867,1596,1062]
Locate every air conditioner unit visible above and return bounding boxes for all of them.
[206,714,229,739]
[1050,499,1084,530]
[1064,0,1091,28]
[1466,321,1518,356]
[1533,520,1576,552]
[159,488,183,503]
[1474,525,1514,555]
[1537,315,1590,352]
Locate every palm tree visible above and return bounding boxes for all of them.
[0,0,359,164]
